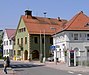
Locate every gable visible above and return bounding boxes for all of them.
[15,17,29,37]
[3,30,8,40]
[64,11,89,31]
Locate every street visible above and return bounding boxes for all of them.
[12,66,88,75]
[0,60,89,75]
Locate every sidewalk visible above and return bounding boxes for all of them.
[0,68,15,75]
[32,61,89,72]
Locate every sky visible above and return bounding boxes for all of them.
[0,0,89,30]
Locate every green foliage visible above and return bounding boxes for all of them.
[0,40,3,48]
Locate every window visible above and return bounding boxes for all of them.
[25,37,27,44]
[6,41,7,45]
[50,37,53,44]
[4,41,5,45]
[69,33,73,40]
[42,37,44,44]
[23,27,26,32]
[9,40,12,45]
[70,33,73,37]
[3,50,5,55]
[17,38,19,45]
[17,50,21,56]
[6,49,8,55]
[21,38,23,45]
[14,39,15,45]
[34,37,38,43]
[74,34,78,40]
[14,50,16,55]
[87,34,89,40]
[18,27,26,33]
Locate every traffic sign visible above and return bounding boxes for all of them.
[50,45,56,50]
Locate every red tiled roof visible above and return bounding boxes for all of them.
[64,11,89,31]
[22,15,67,35]
[5,29,16,39]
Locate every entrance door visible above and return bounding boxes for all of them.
[87,49,89,64]
[32,50,39,60]
[24,50,28,60]
[70,50,74,66]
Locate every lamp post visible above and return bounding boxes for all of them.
[50,27,57,65]
[40,30,42,63]
[43,30,46,63]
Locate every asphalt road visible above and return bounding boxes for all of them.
[12,65,89,75]
[0,60,89,75]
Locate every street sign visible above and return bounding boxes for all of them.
[50,46,56,51]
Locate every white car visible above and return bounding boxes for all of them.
[47,56,54,62]
[47,56,58,62]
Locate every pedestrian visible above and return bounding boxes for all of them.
[3,56,10,74]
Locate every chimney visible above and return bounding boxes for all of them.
[25,10,32,16]
[57,17,61,21]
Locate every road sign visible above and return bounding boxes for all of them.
[50,46,56,51]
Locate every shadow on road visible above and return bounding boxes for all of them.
[10,63,44,69]
[0,63,44,69]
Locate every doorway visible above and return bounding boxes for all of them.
[32,50,39,60]
[24,50,28,60]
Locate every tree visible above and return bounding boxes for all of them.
[0,40,3,48]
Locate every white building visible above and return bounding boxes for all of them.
[53,11,89,66]
[3,29,16,59]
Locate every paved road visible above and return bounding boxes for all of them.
[0,60,89,75]
[12,65,89,75]
[10,61,89,75]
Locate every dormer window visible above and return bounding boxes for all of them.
[85,23,89,27]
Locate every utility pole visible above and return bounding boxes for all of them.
[43,30,46,63]
[40,30,42,63]
[50,27,57,65]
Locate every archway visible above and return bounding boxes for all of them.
[24,50,28,60]
[32,50,39,60]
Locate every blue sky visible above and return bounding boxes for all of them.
[0,0,89,30]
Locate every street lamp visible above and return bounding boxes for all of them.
[50,27,57,65]
[43,30,46,63]
[40,30,42,62]
[40,30,46,63]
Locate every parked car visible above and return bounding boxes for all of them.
[47,56,59,62]
[47,56,54,62]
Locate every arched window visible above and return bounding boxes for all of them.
[74,48,80,56]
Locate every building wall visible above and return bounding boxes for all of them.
[53,32,66,62]
[3,30,14,58]
[53,31,89,64]
[14,18,53,60]
[30,35,52,59]
[14,19,29,60]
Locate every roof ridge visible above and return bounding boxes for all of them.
[64,11,84,30]
[5,29,16,30]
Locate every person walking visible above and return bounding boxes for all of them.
[3,56,10,74]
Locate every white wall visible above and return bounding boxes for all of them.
[3,30,14,58]
[53,31,89,63]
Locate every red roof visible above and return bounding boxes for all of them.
[64,11,89,31]
[22,15,67,35]
[5,29,16,39]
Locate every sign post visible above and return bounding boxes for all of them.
[50,45,57,65]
